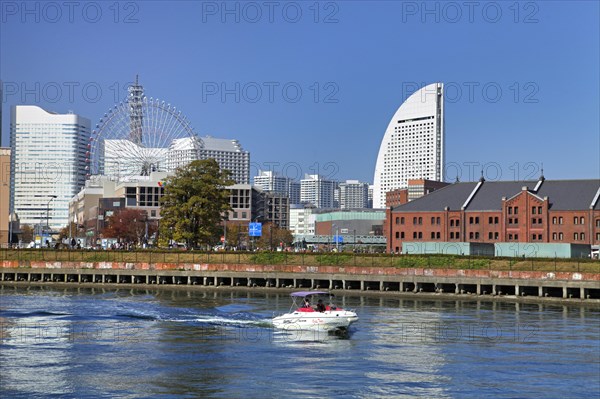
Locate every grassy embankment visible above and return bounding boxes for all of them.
[1,249,598,274]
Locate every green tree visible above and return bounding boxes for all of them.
[159,159,233,249]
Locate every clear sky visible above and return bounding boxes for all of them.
[1,0,599,183]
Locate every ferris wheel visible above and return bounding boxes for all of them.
[88,79,198,180]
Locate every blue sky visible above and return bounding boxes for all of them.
[1,1,599,183]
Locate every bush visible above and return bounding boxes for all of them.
[315,254,351,266]
[249,252,287,264]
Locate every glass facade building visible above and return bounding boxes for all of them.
[10,106,91,232]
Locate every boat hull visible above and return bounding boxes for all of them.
[272,310,358,331]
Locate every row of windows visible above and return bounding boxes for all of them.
[573,233,586,241]
[232,211,248,219]
[476,216,502,225]
[395,231,442,240]
[549,232,597,241]
[393,215,600,228]
[551,216,591,225]
[139,194,161,207]
[393,231,600,242]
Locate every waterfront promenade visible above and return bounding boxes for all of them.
[1,250,599,302]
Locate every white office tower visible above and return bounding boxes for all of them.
[10,106,91,231]
[198,136,250,184]
[253,170,301,205]
[300,174,336,208]
[338,180,370,209]
[373,83,444,209]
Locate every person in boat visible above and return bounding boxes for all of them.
[316,299,326,312]
[303,297,311,308]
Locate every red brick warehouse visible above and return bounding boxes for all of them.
[386,176,600,254]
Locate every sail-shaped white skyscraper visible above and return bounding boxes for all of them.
[373,83,444,209]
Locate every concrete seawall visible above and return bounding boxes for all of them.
[2,260,599,302]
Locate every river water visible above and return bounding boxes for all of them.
[0,285,599,398]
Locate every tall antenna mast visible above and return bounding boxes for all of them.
[128,74,144,145]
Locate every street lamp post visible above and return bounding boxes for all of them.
[331,223,336,252]
[38,212,45,247]
[34,195,57,237]
[46,195,57,232]
[144,215,149,247]
[8,213,13,248]
[223,217,227,250]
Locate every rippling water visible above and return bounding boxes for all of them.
[1,285,599,398]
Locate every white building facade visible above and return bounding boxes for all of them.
[166,136,202,172]
[300,174,336,208]
[253,170,301,205]
[338,180,370,209]
[289,205,316,238]
[100,135,250,184]
[199,136,250,184]
[373,83,444,209]
[10,106,91,231]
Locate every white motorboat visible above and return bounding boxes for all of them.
[272,291,358,332]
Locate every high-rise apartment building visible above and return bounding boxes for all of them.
[300,174,336,208]
[198,136,250,184]
[10,106,91,231]
[338,180,370,209]
[373,83,444,209]
[253,170,301,205]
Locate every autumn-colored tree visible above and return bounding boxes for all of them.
[58,222,79,240]
[159,159,234,248]
[255,223,294,250]
[102,208,155,244]
[223,222,249,249]
[20,224,34,243]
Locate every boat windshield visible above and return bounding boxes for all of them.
[289,291,337,312]
[290,291,330,297]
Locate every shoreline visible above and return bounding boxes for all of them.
[2,281,599,308]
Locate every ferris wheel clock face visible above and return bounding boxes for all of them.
[88,80,198,182]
